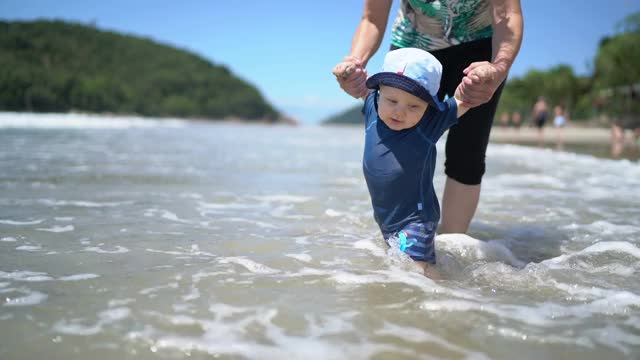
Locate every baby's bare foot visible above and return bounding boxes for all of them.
[423,265,442,280]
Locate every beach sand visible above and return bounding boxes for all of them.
[490,125,640,161]
[490,126,613,145]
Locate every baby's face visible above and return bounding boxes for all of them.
[378,85,428,130]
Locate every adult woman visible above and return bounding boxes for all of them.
[334,0,523,234]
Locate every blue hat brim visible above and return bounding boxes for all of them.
[366,72,445,111]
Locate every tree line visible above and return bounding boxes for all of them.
[325,12,640,126]
[497,12,640,124]
[0,20,280,121]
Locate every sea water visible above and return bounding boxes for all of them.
[0,112,639,359]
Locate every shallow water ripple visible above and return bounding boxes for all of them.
[0,116,639,359]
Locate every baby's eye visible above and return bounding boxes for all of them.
[409,105,420,110]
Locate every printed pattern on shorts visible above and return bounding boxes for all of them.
[384,222,436,264]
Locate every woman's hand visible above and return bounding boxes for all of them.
[455,61,507,108]
[333,56,369,99]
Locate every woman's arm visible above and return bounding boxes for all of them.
[490,0,524,76]
[455,0,523,107]
[333,0,393,99]
[349,0,394,67]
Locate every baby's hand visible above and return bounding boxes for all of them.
[332,61,358,79]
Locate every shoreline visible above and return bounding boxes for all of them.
[0,111,297,126]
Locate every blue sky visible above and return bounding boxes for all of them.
[2,0,639,124]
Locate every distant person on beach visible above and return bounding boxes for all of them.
[532,96,548,146]
[333,48,471,279]
[553,104,568,150]
[609,87,640,157]
[333,0,524,243]
[510,110,522,140]
[499,111,510,127]
[511,111,522,129]
[611,119,640,158]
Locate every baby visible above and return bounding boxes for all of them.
[333,48,471,278]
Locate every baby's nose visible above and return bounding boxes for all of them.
[392,106,406,117]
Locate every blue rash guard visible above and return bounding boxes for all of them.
[362,91,458,236]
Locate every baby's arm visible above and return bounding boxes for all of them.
[453,86,471,118]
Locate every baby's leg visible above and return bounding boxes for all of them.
[386,222,439,279]
[414,261,441,280]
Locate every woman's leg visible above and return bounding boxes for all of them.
[439,178,481,234]
[431,38,504,234]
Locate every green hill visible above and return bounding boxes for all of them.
[323,104,363,125]
[0,20,281,121]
